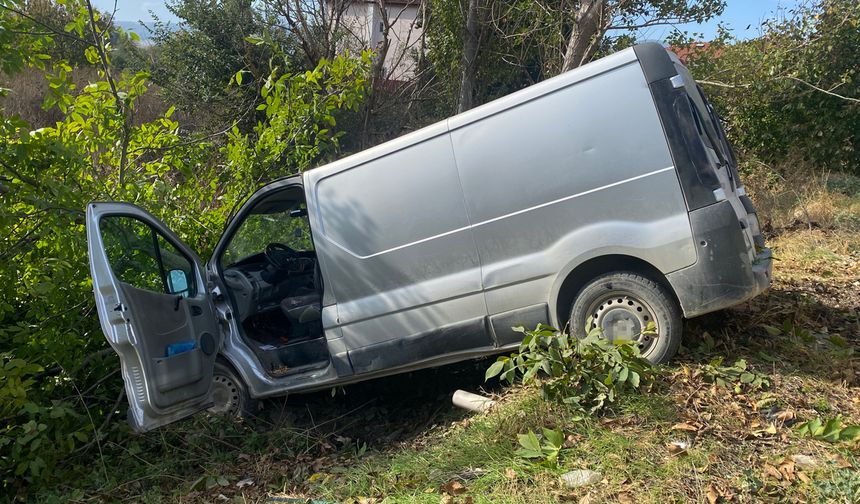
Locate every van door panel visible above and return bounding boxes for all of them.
[672,61,757,256]
[304,130,491,368]
[87,203,219,432]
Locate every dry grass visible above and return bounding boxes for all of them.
[770,229,860,282]
[742,162,860,233]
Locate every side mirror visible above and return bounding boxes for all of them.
[166,269,190,297]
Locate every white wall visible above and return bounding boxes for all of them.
[340,1,423,81]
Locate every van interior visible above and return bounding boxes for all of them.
[219,188,329,376]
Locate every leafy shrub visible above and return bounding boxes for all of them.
[0,0,369,496]
[485,325,654,415]
[684,0,860,176]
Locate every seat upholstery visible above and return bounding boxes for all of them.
[279,260,323,324]
[280,294,321,324]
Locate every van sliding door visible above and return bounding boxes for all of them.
[303,124,492,373]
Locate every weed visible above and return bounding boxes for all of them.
[700,357,770,393]
[815,467,860,503]
[514,428,565,468]
[763,319,814,344]
[813,398,834,414]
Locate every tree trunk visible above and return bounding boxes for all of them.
[361,2,393,147]
[561,0,606,72]
[457,0,480,113]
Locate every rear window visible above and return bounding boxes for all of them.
[674,65,733,165]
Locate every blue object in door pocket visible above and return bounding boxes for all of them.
[166,341,196,357]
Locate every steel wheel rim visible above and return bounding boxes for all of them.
[208,374,241,416]
[584,290,660,354]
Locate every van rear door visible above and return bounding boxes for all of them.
[669,59,760,254]
[87,203,221,432]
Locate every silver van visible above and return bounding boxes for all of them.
[87,43,772,432]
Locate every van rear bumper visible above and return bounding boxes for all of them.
[666,200,772,319]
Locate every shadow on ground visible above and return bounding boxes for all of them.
[257,356,502,450]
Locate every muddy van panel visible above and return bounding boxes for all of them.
[666,201,772,318]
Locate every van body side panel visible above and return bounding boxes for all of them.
[304,126,489,371]
[449,55,696,327]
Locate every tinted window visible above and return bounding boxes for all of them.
[100,216,197,297]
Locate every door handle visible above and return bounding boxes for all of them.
[173,295,182,311]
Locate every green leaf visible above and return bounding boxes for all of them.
[807,418,823,435]
[629,371,640,388]
[485,360,506,381]
[541,428,564,449]
[820,417,843,442]
[762,325,782,336]
[514,447,545,459]
[838,425,860,441]
[517,431,542,453]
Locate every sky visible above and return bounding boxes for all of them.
[639,0,802,41]
[94,0,803,42]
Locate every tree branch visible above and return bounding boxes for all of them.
[786,76,860,104]
[84,0,131,191]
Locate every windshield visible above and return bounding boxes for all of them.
[220,195,314,267]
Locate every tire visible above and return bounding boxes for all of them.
[208,360,258,418]
[569,272,682,364]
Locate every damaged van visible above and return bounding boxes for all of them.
[87,43,772,432]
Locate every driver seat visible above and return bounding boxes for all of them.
[279,261,322,325]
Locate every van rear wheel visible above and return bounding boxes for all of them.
[569,272,681,364]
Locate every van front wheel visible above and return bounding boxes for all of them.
[569,272,681,364]
[208,360,257,418]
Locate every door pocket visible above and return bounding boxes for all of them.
[152,348,204,392]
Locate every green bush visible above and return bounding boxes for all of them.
[684,0,860,176]
[485,325,654,415]
[0,1,369,496]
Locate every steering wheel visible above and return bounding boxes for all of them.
[264,242,298,270]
